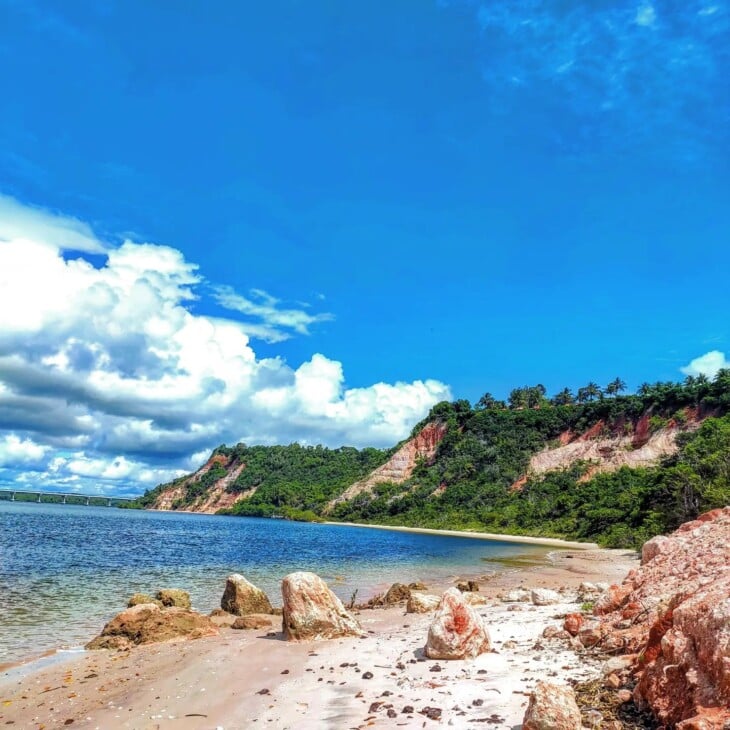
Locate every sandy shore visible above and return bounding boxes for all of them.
[0,548,636,730]
[325,521,600,549]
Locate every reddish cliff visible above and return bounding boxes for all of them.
[151,454,254,514]
[512,409,703,490]
[324,421,447,513]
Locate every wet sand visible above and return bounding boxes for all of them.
[0,547,636,729]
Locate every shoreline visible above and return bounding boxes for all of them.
[324,520,600,549]
[0,547,636,729]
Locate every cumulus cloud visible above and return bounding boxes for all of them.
[468,0,729,155]
[681,350,730,378]
[0,434,49,467]
[0,196,451,495]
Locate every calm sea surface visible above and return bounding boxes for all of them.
[0,501,544,664]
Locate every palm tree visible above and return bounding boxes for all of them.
[584,382,603,401]
[605,377,627,397]
[552,387,575,406]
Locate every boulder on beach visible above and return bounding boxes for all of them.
[127,593,161,608]
[221,574,273,616]
[424,587,491,660]
[383,582,411,604]
[501,588,531,603]
[530,588,560,606]
[156,588,191,609]
[231,614,274,631]
[522,680,582,730]
[406,592,441,614]
[281,571,364,641]
[86,603,218,651]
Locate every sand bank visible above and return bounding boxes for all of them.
[0,547,635,729]
[325,520,600,549]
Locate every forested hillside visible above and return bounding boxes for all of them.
[137,371,730,547]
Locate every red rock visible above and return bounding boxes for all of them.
[563,613,584,636]
[424,588,491,660]
[281,571,364,641]
[522,680,582,730]
[594,584,631,615]
[591,507,730,729]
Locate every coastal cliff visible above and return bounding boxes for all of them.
[138,372,730,549]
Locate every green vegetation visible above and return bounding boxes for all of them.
[136,442,389,516]
[138,371,730,548]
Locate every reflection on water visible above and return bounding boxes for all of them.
[0,501,544,663]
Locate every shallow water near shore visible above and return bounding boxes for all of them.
[0,501,547,665]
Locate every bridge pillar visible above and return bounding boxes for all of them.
[11,492,15,501]
[85,497,90,506]
[62,495,66,504]
[108,498,112,507]
[37,493,41,503]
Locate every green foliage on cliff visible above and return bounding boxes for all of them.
[136,442,389,515]
[139,370,730,547]
[330,371,730,547]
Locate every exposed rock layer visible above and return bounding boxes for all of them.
[593,507,730,728]
[325,421,447,512]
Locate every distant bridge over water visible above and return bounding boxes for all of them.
[0,489,139,507]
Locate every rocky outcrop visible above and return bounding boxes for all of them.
[156,588,191,609]
[281,571,364,641]
[592,507,730,728]
[424,588,491,660]
[324,421,447,512]
[522,681,582,730]
[221,574,273,616]
[86,603,218,651]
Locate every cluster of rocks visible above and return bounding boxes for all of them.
[589,507,730,729]
[532,508,730,729]
[84,508,730,729]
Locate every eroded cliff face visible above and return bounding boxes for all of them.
[514,411,702,489]
[592,507,730,728]
[324,421,447,513]
[150,454,254,514]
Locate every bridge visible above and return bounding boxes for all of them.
[0,489,139,507]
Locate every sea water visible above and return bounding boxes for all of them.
[0,501,544,664]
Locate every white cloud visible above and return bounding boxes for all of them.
[212,285,333,342]
[0,434,49,467]
[0,193,106,253]
[681,350,730,378]
[0,196,451,494]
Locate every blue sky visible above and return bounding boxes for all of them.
[0,1,728,493]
